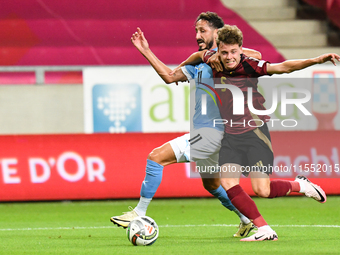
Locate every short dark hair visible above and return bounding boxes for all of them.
[195,12,224,29]
[216,25,243,47]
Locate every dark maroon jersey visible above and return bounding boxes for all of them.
[204,51,271,134]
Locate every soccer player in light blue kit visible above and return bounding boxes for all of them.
[111,12,261,237]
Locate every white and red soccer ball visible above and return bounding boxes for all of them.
[126,216,159,246]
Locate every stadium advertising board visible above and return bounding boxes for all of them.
[84,65,340,133]
[83,66,189,133]
[260,65,340,131]
[0,132,339,201]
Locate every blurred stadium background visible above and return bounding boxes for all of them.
[1,0,340,202]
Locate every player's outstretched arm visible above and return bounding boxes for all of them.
[267,53,340,75]
[177,51,206,67]
[131,27,187,84]
[169,51,206,75]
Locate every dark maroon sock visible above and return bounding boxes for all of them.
[268,180,293,198]
[289,181,301,192]
[227,185,266,227]
[253,216,267,228]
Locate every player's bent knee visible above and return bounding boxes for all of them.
[202,178,220,191]
[147,149,163,164]
[220,179,238,191]
[148,147,175,166]
[253,187,270,198]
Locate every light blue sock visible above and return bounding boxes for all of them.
[140,159,163,199]
[209,185,236,211]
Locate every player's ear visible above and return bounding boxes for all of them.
[214,29,218,40]
[239,46,243,54]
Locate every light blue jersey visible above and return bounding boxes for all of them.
[181,57,223,131]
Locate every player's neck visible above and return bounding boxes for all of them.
[209,42,218,51]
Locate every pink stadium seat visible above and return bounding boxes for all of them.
[302,0,340,29]
[0,0,285,83]
[0,0,284,66]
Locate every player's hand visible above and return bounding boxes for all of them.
[131,27,149,53]
[317,53,340,66]
[206,52,223,72]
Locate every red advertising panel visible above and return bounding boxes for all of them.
[0,133,208,201]
[0,132,339,201]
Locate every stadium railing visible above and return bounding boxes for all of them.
[0,66,85,84]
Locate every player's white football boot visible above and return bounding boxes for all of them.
[240,227,278,242]
[110,206,138,228]
[295,175,327,203]
[233,222,256,237]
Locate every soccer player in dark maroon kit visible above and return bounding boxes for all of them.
[172,24,340,241]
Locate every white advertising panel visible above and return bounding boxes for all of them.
[260,65,340,131]
[84,66,189,133]
[84,64,340,133]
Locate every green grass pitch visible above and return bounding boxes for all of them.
[0,196,339,254]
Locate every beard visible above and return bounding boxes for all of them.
[197,38,214,51]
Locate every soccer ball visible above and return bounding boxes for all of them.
[126,216,159,246]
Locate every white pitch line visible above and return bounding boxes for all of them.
[0,226,114,231]
[0,224,339,232]
[160,224,340,228]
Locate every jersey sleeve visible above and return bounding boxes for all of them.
[254,59,270,76]
[203,50,216,63]
[243,56,271,77]
[181,65,195,80]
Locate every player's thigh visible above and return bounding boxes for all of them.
[168,133,191,163]
[148,142,177,166]
[196,152,221,190]
[169,128,222,163]
[190,128,223,162]
[195,149,219,173]
[196,153,221,190]
[218,132,247,168]
[247,127,274,176]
